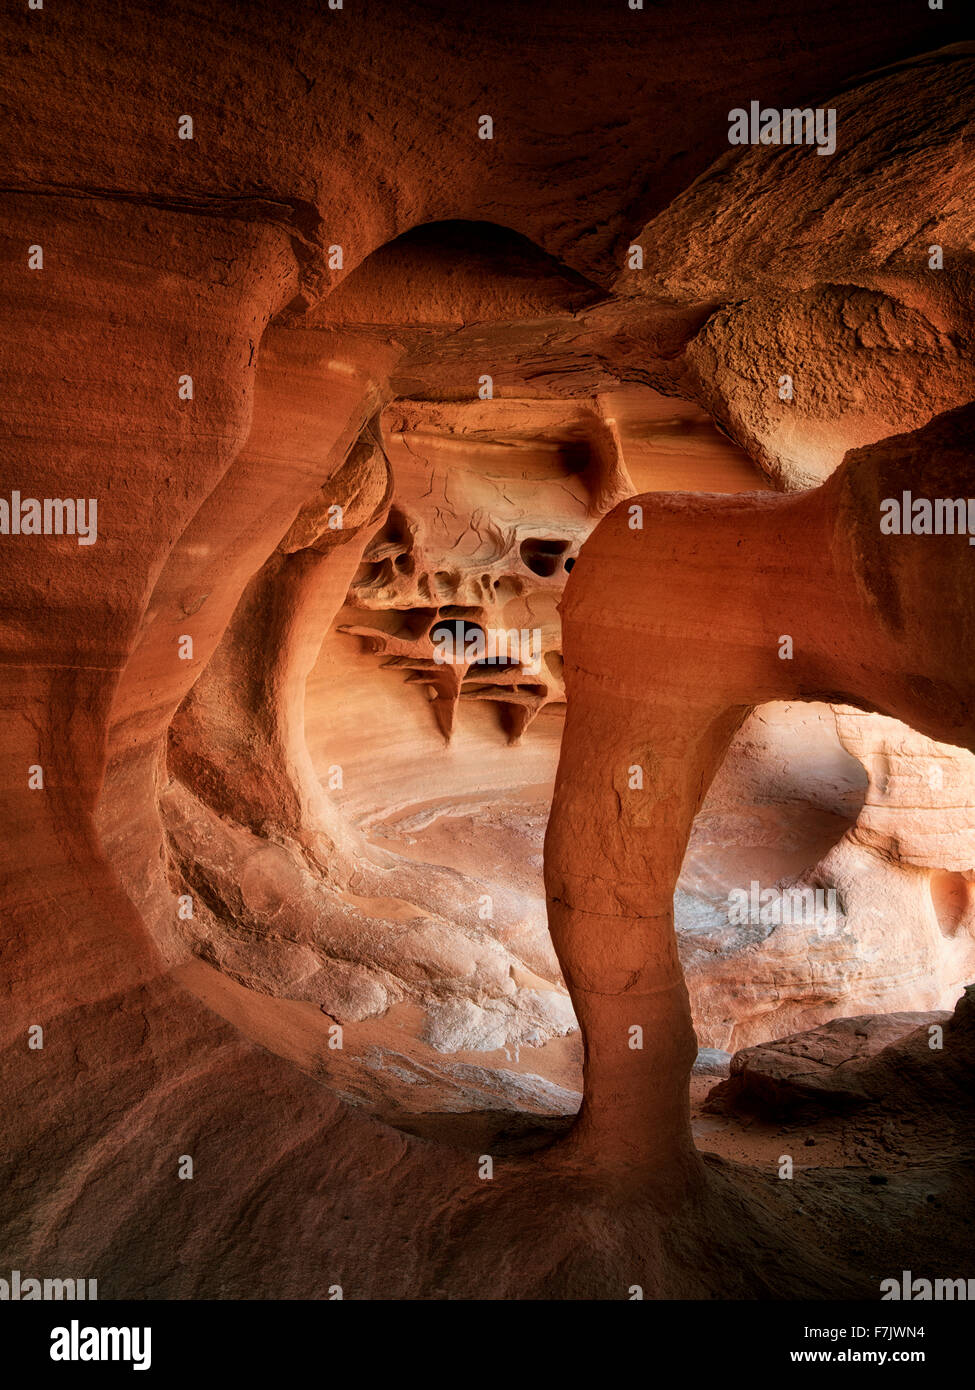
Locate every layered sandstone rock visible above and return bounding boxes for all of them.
[546,403,975,1176]
[2,0,974,1305]
[616,45,975,487]
[681,702,975,1051]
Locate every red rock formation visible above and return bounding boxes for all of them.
[2,0,974,1306]
[617,45,975,487]
[546,405,975,1177]
[682,701,975,1050]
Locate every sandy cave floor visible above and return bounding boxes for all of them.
[172,956,935,1180]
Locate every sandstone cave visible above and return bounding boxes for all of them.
[2,0,975,1331]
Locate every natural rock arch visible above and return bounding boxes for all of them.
[545,403,975,1176]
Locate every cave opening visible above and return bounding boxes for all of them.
[9,0,975,1310]
[141,369,975,1163]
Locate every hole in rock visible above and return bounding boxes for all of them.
[164,393,975,1160]
[520,537,570,577]
[931,870,975,938]
[318,219,606,328]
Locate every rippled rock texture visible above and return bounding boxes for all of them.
[1,0,973,1301]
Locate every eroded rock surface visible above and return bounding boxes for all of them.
[2,0,974,1304]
